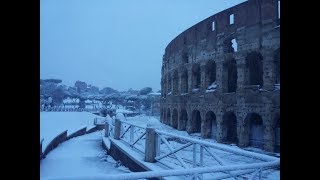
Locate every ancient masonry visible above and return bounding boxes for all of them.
[160,0,280,152]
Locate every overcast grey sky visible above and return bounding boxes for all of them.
[40,0,246,92]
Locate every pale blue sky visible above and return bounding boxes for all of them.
[40,0,246,91]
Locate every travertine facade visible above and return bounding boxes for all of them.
[160,0,280,152]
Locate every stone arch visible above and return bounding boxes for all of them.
[203,111,217,139]
[172,109,178,129]
[191,110,201,133]
[274,116,280,153]
[180,68,188,93]
[172,71,179,95]
[166,108,171,125]
[192,64,201,89]
[222,112,238,144]
[224,58,237,93]
[179,109,188,130]
[274,48,280,84]
[243,113,264,149]
[205,61,216,89]
[246,51,263,87]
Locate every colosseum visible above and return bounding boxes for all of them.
[160,0,280,153]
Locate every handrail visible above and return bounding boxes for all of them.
[40,160,279,180]
[155,129,278,162]
[102,117,279,179]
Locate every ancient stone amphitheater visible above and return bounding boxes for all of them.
[160,0,280,152]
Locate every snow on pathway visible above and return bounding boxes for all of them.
[40,131,131,179]
[40,112,100,149]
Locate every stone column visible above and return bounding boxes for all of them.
[215,60,225,93]
[105,122,109,137]
[238,113,249,147]
[186,109,193,133]
[215,113,224,143]
[114,119,121,140]
[178,72,182,95]
[262,112,275,152]
[188,68,193,93]
[262,50,276,91]
[145,127,157,163]
[200,111,209,138]
[235,54,247,92]
[200,64,206,93]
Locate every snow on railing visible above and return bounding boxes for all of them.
[104,117,147,154]
[119,120,146,154]
[103,119,280,179]
[40,160,279,180]
[154,129,279,179]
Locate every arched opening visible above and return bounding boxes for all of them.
[225,58,237,93]
[204,111,217,139]
[179,109,188,130]
[172,109,178,129]
[192,64,201,90]
[275,118,280,153]
[274,48,280,84]
[224,38,237,54]
[166,108,171,125]
[244,113,264,149]
[180,69,188,93]
[191,110,201,133]
[205,61,216,89]
[246,52,263,87]
[172,71,179,95]
[222,112,238,144]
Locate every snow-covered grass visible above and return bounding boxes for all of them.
[40,112,100,150]
[40,131,130,179]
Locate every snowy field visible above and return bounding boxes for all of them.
[40,131,131,179]
[40,112,100,150]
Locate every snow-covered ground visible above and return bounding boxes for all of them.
[40,112,100,150]
[40,131,131,179]
[40,111,279,179]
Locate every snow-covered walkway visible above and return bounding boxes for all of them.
[40,112,100,150]
[40,131,131,179]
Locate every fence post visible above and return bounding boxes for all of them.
[193,143,197,167]
[130,126,134,143]
[40,138,44,157]
[114,119,121,140]
[145,127,157,163]
[105,121,109,137]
